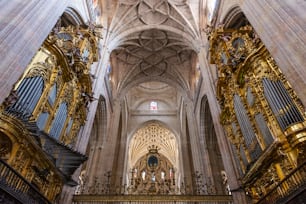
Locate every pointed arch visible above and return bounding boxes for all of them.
[80,95,108,188]
[222,6,249,29]
[200,95,226,194]
[62,7,86,26]
[95,95,108,143]
[128,121,179,170]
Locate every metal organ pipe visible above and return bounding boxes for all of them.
[234,95,252,146]
[12,77,43,115]
[263,78,287,130]
[263,78,304,131]
[271,80,294,125]
[49,103,68,139]
[255,113,274,146]
[234,94,262,161]
[28,78,43,113]
[276,81,303,124]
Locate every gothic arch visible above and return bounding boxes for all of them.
[108,25,199,52]
[199,95,208,146]
[118,76,190,102]
[127,121,179,171]
[127,120,179,144]
[82,95,107,186]
[95,96,108,143]
[61,7,86,26]
[199,95,226,194]
[222,6,249,29]
[133,98,173,111]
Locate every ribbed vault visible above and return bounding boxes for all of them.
[107,0,201,98]
[128,122,178,169]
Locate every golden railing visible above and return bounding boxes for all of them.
[0,159,51,204]
[73,194,233,204]
[256,161,306,204]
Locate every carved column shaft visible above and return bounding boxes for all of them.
[198,48,249,203]
[0,0,69,104]
[179,103,194,193]
[185,101,207,182]
[95,100,122,184]
[112,100,128,190]
[241,0,306,104]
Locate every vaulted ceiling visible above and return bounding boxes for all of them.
[128,122,178,169]
[99,0,208,167]
[104,0,204,99]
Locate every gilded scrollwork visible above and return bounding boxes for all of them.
[0,133,13,161]
[128,146,176,195]
[209,24,306,202]
[246,163,280,200]
[0,23,100,202]
[10,148,28,173]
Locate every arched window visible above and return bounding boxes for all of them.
[207,0,220,22]
[150,101,158,110]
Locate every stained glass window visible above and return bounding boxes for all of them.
[150,101,158,110]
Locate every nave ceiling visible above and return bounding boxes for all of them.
[103,0,204,100]
[97,0,210,171]
[94,0,209,169]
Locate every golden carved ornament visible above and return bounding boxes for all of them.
[209,24,306,202]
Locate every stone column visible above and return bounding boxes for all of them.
[101,99,123,184]
[194,98,220,193]
[0,0,69,104]
[60,52,108,202]
[179,103,194,194]
[198,48,250,203]
[111,100,128,193]
[79,99,122,192]
[241,0,306,104]
[185,100,207,186]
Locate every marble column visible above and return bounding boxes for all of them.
[0,0,68,104]
[241,0,306,105]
